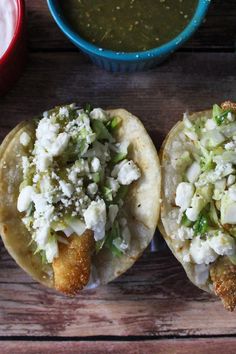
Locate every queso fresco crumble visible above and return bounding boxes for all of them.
[17,104,141,263]
[174,104,236,285]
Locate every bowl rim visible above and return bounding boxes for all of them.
[47,0,211,62]
[0,0,24,66]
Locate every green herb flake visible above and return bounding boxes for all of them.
[193,214,209,236]
[213,104,231,126]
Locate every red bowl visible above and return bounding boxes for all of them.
[0,0,27,96]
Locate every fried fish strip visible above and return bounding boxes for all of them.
[210,256,236,311]
[221,101,236,112]
[53,230,95,295]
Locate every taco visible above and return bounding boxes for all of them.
[160,102,236,311]
[0,104,160,294]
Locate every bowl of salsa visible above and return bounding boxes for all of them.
[0,0,27,96]
[47,0,211,72]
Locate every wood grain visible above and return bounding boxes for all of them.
[0,237,236,337]
[0,51,236,145]
[26,0,236,51]
[0,0,236,344]
[0,338,236,354]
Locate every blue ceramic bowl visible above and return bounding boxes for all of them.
[47,0,211,73]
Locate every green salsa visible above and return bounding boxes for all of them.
[59,0,198,52]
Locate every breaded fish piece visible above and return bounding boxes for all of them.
[210,256,236,311]
[221,101,236,112]
[53,230,95,295]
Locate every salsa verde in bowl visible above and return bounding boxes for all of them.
[47,0,210,72]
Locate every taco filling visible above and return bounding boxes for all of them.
[162,102,236,310]
[16,105,142,293]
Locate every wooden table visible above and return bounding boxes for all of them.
[0,1,236,353]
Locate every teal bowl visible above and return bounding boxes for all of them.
[47,0,211,73]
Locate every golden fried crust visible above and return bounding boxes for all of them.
[221,101,236,112]
[52,230,95,295]
[210,257,236,311]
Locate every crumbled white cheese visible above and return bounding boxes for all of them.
[197,163,234,187]
[34,223,50,248]
[225,141,236,151]
[190,236,218,264]
[36,117,60,147]
[84,199,106,241]
[177,226,194,241]
[59,106,69,118]
[59,180,74,198]
[207,232,236,256]
[17,186,34,212]
[49,132,70,157]
[186,207,199,222]
[112,160,141,185]
[37,152,52,172]
[40,175,52,194]
[106,177,120,194]
[20,132,31,147]
[45,238,59,263]
[87,183,98,196]
[91,157,101,172]
[90,108,108,121]
[175,182,195,211]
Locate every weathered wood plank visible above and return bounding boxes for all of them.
[0,51,236,142]
[0,53,236,337]
[0,239,236,337]
[1,338,236,354]
[26,0,236,51]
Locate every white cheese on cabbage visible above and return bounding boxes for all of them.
[185,207,199,222]
[59,180,74,198]
[87,183,98,196]
[91,157,101,172]
[112,159,141,185]
[177,226,194,241]
[34,223,50,248]
[84,199,106,241]
[207,232,236,256]
[17,186,34,212]
[49,132,70,157]
[37,152,52,172]
[90,108,108,121]
[190,236,218,264]
[175,182,194,211]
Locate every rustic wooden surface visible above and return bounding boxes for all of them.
[0,0,236,353]
[1,338,236,354]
